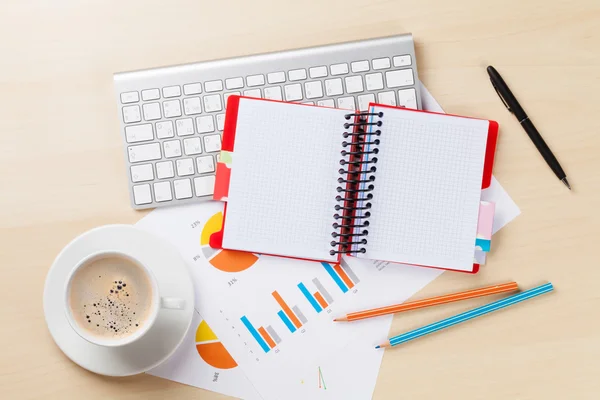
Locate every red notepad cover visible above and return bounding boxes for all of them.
[210,96,499,272]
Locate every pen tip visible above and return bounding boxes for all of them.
[561,177,571,190]
[375,345,380,349]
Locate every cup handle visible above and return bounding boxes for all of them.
[161,297,186,310]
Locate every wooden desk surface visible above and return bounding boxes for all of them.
[1,0,599,398]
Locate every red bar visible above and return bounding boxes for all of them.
[272,291,302,328]
[314,292,328,308]
[333,263,354,289]
[258,326,276,349]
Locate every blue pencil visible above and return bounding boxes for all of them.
[377,282,554,348]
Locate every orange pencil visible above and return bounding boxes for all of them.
[334,282,519,322]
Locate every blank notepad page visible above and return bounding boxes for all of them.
[359,107,489,271]
[223,99,349,262]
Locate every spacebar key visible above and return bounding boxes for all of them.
[128,143,161,163]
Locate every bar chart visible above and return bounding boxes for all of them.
[320,259,361,293]
[240,315,281,353]
[297,278,334,313]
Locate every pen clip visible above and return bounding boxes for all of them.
[491,81,512,114]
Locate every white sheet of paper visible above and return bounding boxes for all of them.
[136,83,521,400]
[357,105,490,271]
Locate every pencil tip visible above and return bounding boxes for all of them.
[562,177,571,190]
[333,316,347,322]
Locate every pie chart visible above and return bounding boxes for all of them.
[195,320,238,370]
[200,212,259,273]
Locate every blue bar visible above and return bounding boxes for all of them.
[321,262,348,293]
[388,283,554,347]
[278,310,297,333]
[298,283,322,313]
[240,316,270,353]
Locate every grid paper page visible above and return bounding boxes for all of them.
[223,99,350,262]
[357,106,489,271]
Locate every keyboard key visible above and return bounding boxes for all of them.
[288,69,307,81]
[317,99,335,107]
[153,181,172,202]
[163,139,182,158]
[358,93,375,111]
[345,76,364,94]
[176,118,194,136]
[309,66,328,78]
[203,134,222,153]
[163,100,182,118]
[203,94,222,112]
[156,121,174,139]
[121,91,139,104]
[224,91,241,108]
[130,163,154,182]
[351,60,369,73]
[267,71,286,84]
[141,89,160,101]
[142,102,161,121]
[183,137,202,155]
[244,88,262,98]
[183,97,202,115]
[133,184,152,205]
[330,63,349,76]
[378,91,396,106]
[196,115,215,133]
[128,143,161,163]
[324,78,343,96]
[205,80,223,93]
[393,55,412,67]
[174,178,193,199]
[264,86,283,101]
[337,96,356,110]
[163,86,181,98]
[194,175,215,197]
[365,73,384,91]
[302,101,314,105]
[216,113,225,131]
[284,84,303,101]
[156,161,174,179]
[183,83,202,95]
[176,158,195,176]
[372,58,391,70]
[225,77,244,90]
[122,105,141,123]
[304,81,323,99]
[125,124,154,143]
[386,69,414,88]
[196,155,215,174]
[246,74,265,87]
[397,88,418,109]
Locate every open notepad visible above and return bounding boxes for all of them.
[210,96,498,273]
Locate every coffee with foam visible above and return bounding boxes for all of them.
[68,254,154,340]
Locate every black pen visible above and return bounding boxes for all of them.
[487,65,571,190]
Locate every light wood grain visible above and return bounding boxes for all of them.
[1,0,599,398]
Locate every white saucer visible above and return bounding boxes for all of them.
[43,225,194,376]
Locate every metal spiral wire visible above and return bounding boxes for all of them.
[330,111,383,256]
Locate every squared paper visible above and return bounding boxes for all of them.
[223,99,350,262]
[356,106,490,271]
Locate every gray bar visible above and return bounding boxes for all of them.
[292,305,307,324]
[341,258,360,284]
[266,325,281,344]
[312,278,334,305]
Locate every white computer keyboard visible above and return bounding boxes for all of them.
[114,34,421,209]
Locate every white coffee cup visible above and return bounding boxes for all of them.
[64,250,186,348]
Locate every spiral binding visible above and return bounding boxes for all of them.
[330,111,383,256]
